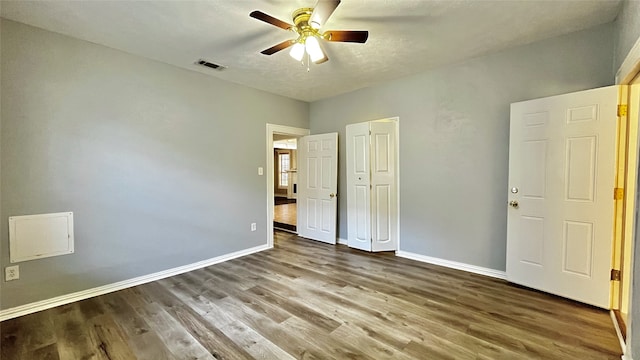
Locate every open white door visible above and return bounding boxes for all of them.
[346,120,398,252]
[507,86,618,308]
[297,133,338,244]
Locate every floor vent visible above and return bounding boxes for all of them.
[196,59,226,70]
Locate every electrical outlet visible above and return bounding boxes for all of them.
[251,223,257,232]
[5,265,19,281]
[258,167,264,176]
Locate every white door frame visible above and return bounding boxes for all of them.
[266,124,310,248]
[384,117,401,253]
[617,35,640,359]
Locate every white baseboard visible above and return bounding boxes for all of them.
[0,244,270,322]
[395,250,507,280]
[337,238,347,245]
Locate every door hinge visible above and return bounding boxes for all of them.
[611,269,621,281]
[618,104,628,117]
[614,187,624,200]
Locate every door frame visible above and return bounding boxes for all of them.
[615,35,640,358]
[386,117,401,254]
[391,117,401,253]
[266,124,310,248]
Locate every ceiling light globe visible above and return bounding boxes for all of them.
[289,42,305,61]
[305,36,324,63]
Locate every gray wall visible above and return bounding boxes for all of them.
[614,0,640,73]
[310,23,614,271]
[0,20,309,309]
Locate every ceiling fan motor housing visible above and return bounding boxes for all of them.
[292,8,321,41]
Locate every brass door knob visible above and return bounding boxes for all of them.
[509,200,519,208]
[330,193,337,198]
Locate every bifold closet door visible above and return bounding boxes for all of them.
[346,120,398,252]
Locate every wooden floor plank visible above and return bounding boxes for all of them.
[123,287,216,360]
[143,281,256,360]
[217,321,296,360]
[25,343,60,360]
[0,231,622,359]
[213,295,328,359]
[86,314,139,360]
[51,303,108,360]
[100,290,175,360]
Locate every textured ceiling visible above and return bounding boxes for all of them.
[1,0,622,102]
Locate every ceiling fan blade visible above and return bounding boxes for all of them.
[250,10,293,30]
[309,0,341,29]
[324,30,369,43]
[261,39,295,55]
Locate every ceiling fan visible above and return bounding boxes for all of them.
[250,0,368,65]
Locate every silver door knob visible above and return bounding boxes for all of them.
[330,193,337,198]
[509,200,519,208]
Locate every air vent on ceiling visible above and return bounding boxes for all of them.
[196,59,226,71]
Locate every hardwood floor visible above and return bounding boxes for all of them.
[1,231,622,359]
[274,203,296,226]
[274,203,296,232]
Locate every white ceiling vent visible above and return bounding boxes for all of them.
[196,59,226,71]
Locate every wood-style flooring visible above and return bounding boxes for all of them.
[274,203,296,226]
[274,203,296,232]
[1,231,622,360]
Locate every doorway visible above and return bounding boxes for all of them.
[273,136,298,232]
[265,124,310,248]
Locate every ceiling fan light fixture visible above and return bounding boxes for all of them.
[305,36,324,63]
[251,1,366,67]
[290,42,305,61]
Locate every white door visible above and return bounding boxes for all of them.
[297,133,338,244]
[371,121,398,252]
[506,86,618,308]
[346,122,372,251]
[346,120,398,252]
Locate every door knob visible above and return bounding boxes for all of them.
[330,193,337,198]
[509,200,519,208]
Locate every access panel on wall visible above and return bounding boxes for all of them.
[346,119,398,252]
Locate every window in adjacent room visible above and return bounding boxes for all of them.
[279,152,290,188]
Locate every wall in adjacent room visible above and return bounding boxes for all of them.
[309,23,614,271]
[0,20,309,309]
[614,0,640,73]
